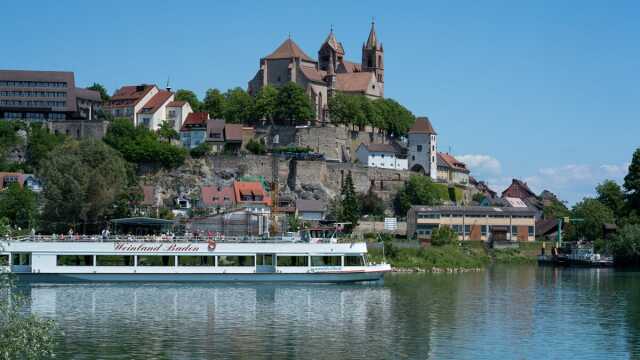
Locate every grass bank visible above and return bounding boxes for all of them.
[369,241,542,271]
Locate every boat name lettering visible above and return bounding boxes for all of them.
[113,243,200,252]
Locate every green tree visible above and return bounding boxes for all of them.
[0,264,57,359]
[87,83,110,102]
[359,190,385,217]
[0,121,24,170]
[253,85,278,123]
[246,138,266,155]
[339,171,360,229]
[189,142,210,158]
[328,93,365,129]
[624,148,640,211]
[223,87,255,124]
[288,214,301,232]
[25,123,65,171]
[104,118,187,168]
[380,98,415,137]
[542,199,570,219]
[175,89,201,111]
[202,88,225,118]
[0,183,38,230]
[430,226,457,246]
[607,224,640,265]
[596,179,626,219]
[39,139,133,233]
[274,82,314,125]
[394,175,443,216]
[568,198,615,242]
[157,121,179,142]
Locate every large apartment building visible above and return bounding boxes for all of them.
[407,205,536,242]
[0,70,102,122]
[104,84,192,131]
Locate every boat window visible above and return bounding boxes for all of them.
[218,256,254,267]
[311,256,342,267]
[96,255,134,266]
[344,256,365,266]
[277,256,308,267]
[57,255,94,266]
[137,256,175,266]
[256,254,273,266]
[0,254,8,265]
[178,256,215,266]
[12,253,31,266]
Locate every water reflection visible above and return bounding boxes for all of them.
[23,266,640,359]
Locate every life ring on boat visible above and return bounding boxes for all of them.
[208,239,217,251]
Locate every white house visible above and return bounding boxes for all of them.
[295,199,326,221]
[408,116,437,180]
[165,100,193,132]
[355,143,407,170]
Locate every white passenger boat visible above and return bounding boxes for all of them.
[0,235,390,283]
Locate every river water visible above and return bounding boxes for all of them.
[22,266,640,359]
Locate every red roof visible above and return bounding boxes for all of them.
[138,90,173,114]
[180,112,210,131]
[437,152,469,173]
[265,39,314,61]
[224,124,243,142]
[167,100,187,107]
[110,84,156,106]
[409,117,437,134]
[233,181,271,206]
[200,186,236,207]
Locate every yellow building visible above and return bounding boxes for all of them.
[407,205,536,242]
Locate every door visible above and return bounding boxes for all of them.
[256,254,275,273]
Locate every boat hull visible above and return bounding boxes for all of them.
[14,271,388,284]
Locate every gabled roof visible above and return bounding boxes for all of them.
[296,199,326,213]
[180,112,209,131]
[299,66,327,83]
[233,181,271,206]
[200,185,235,207]
[322,30,345,55]
[138,90,173,114]
[166,100,187,107]
[337,60,361,73]
[75,87,101,102]
[437,152,470,173]
[335,72,375,93]
[111,84,156,103]
[224,124,243,142]
[265,39,314,61]
[409,117,437,134]
[501,179,536,199]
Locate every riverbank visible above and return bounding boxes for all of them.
[369,241,542,272]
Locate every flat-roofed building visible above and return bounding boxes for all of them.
[407,205,536,242]
[0,70,102,122]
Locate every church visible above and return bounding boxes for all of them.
[248,22,384,124]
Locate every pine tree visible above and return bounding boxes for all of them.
[624,148,640,210]
[339,171,360,230]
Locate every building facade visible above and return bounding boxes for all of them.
[180,112,209,149]
[248,22,384,123]
[407,205,536,242]
[355,143,407,170]
[436,152,470,185]
[408,117,438,180]
[0,70,102,122]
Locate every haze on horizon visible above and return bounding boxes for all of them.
[1,0,638,204]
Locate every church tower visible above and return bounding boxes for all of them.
[362,21,384,84]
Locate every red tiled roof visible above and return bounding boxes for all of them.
[299,66,327,83]
[337,60,361,73]
[335,72,375,93]
[265,39,314,62]
[180,112,209,131]
[111,85,155,102]
[233,181,271,206]
[409,117,437,134]
[437,152,469,173]
[167,100,187,107]
[502,179,536,199]
[359,143,397,153]
[224,124,243,142]
[138,90,173,114]
[200,186,235,207]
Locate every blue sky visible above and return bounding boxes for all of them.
[2,0,638,204]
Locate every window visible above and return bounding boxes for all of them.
[0,254,8,266]
[452,225,463,235]
[417,145,422,152]
[344,256,365,266]
[218,256,254,266]
[528,226,534,237]
[511,226,518,237]
[311,256,342,267]
[464,225,471,235]
[277,256,308,267]
[57,255,93,266]
[256,255,274,266]
[96,255,134,266]
[137,256,175,266]
[12,253,31,266]
[481,225,488,236]
[178,256,215,266]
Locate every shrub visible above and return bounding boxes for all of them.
[190,143,210,158]
[430,226,457,246]
[246,138,266,155]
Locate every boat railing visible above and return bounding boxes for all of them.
[3,235,359,244]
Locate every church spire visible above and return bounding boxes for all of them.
[365,20,378,49]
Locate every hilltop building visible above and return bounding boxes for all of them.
[355,143,407,170]
[248,22,384,123]
[0,70,102,122]
[104,84,192,131]
[408,116,438,180]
